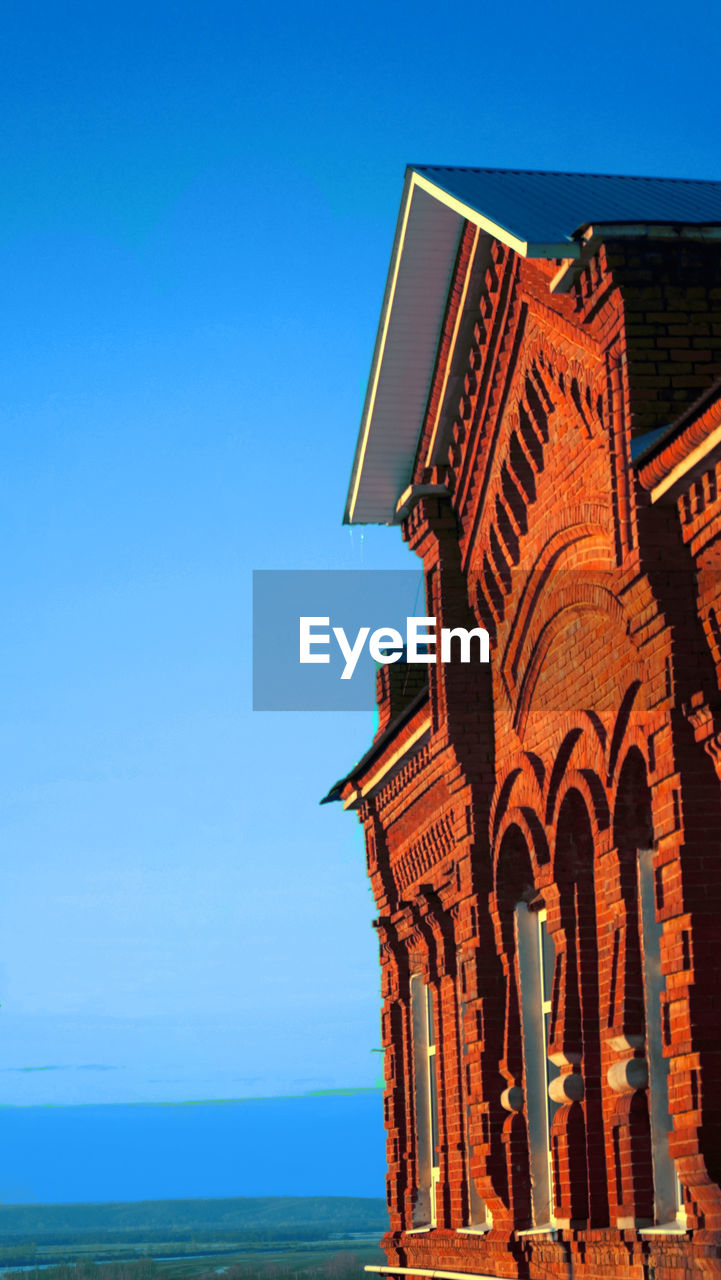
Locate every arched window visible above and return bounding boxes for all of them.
[613,748,685,1231]
[495,822,546,1230]
[552,788,608,1228]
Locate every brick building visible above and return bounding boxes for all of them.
[326,169,721,1279]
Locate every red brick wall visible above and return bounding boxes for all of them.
[605,239,721,433]
[348,231,721,1279]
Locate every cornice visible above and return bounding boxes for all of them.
[636,376,721,499]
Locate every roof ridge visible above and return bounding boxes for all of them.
[412,164,721,186]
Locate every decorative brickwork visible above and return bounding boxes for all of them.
[334,217,721,1279]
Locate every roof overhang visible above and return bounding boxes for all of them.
[344,167,721,527]
[321,686,431,808]
[636,376,721,503]
[344,167,585,526]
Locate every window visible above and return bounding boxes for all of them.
[638,849,686,1231]
[515,903,559,1229]
[410,974,440,1227]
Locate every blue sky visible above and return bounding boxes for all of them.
[0,0,719,1110]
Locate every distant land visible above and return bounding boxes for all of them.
[0,1195,389,1269]
[0,1093,385,1204]
[0,1195,389,1239]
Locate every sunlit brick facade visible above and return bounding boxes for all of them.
[330,170,721,1279]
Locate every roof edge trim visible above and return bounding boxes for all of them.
[345,170,417,525]
[411,169,583,261]
[650,418,721,502]
[580,221,721,242]
[320,685,430,804]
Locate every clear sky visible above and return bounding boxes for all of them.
[0,0,719,1110]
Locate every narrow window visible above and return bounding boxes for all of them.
[515,903,559,1228]
[459,998,491,1233]
[638,850,686,1229]
[427,984,441,1222]
[410,975,441,1227]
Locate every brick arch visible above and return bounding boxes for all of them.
[494,820,540,928]
[613,744,654,853]
[513,580,639,737]
[548,763,611,837]
[493,727,610,854]
[405,921,433,982]
[500,519,615,700]
[491,757,545,843]
[608,682,644,788]
[605,707,660,856]
[545,729,584,826]
[491,767,525,842]
[493,801,550,906]
[606,746,656,1226]
[547,786,610,1227]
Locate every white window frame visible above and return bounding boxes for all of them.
[515,902,559,1232]
[409,974,441,1229]
[637,848,687,1234]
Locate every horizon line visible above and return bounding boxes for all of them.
[0,1085,384,1110]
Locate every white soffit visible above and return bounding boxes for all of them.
[344,175,464,525]
[344,168,579,526]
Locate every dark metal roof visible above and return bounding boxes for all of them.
[413,166,721,250]
[632,373,721,470]
[320,685,429,805]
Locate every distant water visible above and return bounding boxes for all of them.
[0,1091,385,1204]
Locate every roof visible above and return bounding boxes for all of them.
[635,373,721,502]
[345,166,721,526]
[413,167,721,255]
[320,684,429,806]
